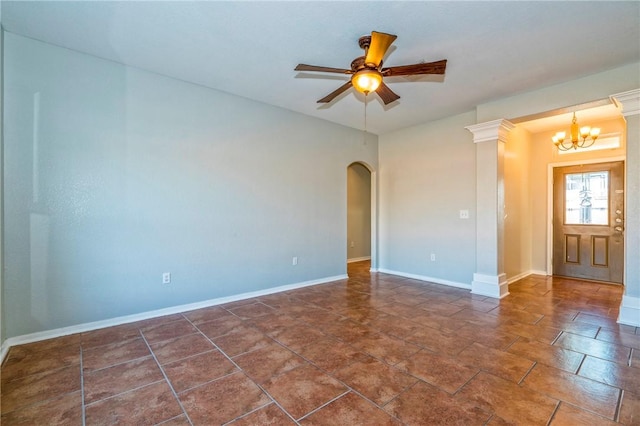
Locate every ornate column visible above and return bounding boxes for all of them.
[465,119,515,298]
[611,89,640,327]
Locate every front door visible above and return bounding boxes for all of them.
[553,161,624,284]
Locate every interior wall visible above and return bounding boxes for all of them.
[2,33,378,339]
[528,117,627,274]
[378,111,477,286]
[503,126,533,280]
[347,162,371,261]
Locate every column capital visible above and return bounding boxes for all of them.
[610,89,640,117]
[465,119,516,144]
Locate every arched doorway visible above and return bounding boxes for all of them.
[347,162,372,274]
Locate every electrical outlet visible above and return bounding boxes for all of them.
[430,253,436,261]
[459,209,470,219]
[350,241,355,248]
[162,272,171,284]
[292,256,298,266]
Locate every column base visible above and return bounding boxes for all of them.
[471,273,509,299]
[618,295,640,327]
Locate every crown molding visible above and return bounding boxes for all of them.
[610,89,640,117]
[465,119,516,143]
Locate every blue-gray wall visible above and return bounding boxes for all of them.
[3,33,377,339]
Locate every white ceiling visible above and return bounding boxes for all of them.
[2,1,639,135]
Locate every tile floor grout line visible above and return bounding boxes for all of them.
[518,361,537,385]
[83,379,166,407]
[614,389,624,423]
[545,400,562,426]
[139,333,195,426]
[185,315,302,425]
[80,346,87,426]
[295,389,351,422]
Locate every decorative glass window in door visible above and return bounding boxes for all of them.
[565,171,609,225]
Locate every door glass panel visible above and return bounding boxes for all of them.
[565,171,609,225]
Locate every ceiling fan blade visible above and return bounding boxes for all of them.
[317,81,353,103]
[382,59,447,77]
[364,31,397,67]
[375,82,400,105]
[295,64,352,74]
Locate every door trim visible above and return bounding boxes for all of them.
[546,156,626,276]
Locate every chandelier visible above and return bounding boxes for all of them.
[552,112,601,151]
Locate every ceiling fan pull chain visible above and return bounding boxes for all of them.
[363,93,368,144]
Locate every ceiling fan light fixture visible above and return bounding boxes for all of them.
[352,69,382,94]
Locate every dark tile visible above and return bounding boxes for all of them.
[2,343,79,381]
[195,314,246,339]
[456,342,535,383]
[549,402,618,425]
[506,337,584,373]
[297,336,368,372]
[227,302,276,319]
[618,390,640,425]
[1,364,80,414]
[182,306,229,325]
[333,357,417,405]
[85,381,182,425]
[163,349,237,393]
[396,349,479,394]
[150,333,214,365]
[233,342,307,383]
[350,332,420,365]
[227,403,295,425]
[83,356,164,404]
[141,319,198,345]
[301,392,401,425]
[456,371,557,424]
[522,363,620,419]
[82,337,150,372]
[213,325,273,357]
[262,364,347,420]
[179,372,270,425]
[554,332,631,364]
[578,355,640,395]
[0,390,82,425]
[385,381,492,425]
[268,324,327,351]
[81,324,141,349]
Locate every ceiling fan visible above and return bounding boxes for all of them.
[295,31,447,105]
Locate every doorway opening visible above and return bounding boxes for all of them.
[347,162,372,275]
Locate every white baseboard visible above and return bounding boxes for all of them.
[0,274,348,363]
[347,256,371,263]
[377,268,471,290]
[618,295,640,327]
[506,269,548,284]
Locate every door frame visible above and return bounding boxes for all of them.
[546,156,626,277]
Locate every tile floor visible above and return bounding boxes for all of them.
[1,261,639,425]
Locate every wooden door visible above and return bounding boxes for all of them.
[553,161,624,283]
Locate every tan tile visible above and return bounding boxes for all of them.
[506,337,584,373]
[522,363,620,419]
[141,319,198,345]
[396,349,479,394]
[554,332,631,364]
[619,390,640,425]
[385,381,491,425]
[1,364,80,414]
[179,372,270,425]
[578,355,640,395]
[82,337,150,372]
[456,342,535,383]
[163,349,237,393]
[85,380,182,425]
[297,336,368,373]
[83,356,164,404]
[333,356,417,405]
[549,402,618,425]
[262,364,347,419]
[301,392,401,425]
[228,403,295,425]
[233,342,307,383]
[456,371,557,424]
[0,390,82,425]
[150,333,214,365]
